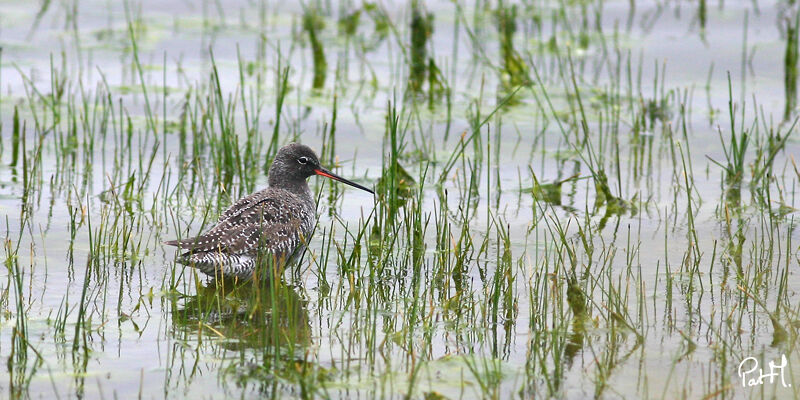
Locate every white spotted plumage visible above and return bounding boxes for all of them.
[166,187,315,279]
[165,143,373,280]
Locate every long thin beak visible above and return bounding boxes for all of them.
[315,167,374,195]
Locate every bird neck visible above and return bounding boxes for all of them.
[269,176,312,199]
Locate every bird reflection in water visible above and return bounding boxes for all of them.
[169,278,316,392]
[172,278,310,349]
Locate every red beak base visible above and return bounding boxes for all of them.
[315,168,374,195]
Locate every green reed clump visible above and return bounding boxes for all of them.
[376,163,415,208]
[364,3,390,50]
[785,14,799,121]
[490,221,517,352]
[751,118,796,192]
[698,0,707,33]
[408,1,433,94]
[426,56,446,109]
[495,1,529,90]
[303,10,327,90]
[593,169,637,230]
[10,106,21,168]
[338,9,361,37]
[525,168,581,206]
[708,76,749,207]
[208,54,244,196]
[5,233,43,399]
[377,100,414,226]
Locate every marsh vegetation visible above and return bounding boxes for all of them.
[0,0,799,398]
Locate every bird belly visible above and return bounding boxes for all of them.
[184,252,256,279]
[180,206,315,280]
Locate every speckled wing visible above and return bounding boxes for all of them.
[166,188,311,258]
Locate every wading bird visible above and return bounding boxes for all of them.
[165,143,374,279]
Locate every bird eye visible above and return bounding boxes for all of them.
[298,156,309,165]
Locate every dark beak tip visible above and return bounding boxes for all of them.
[315,168,374,195]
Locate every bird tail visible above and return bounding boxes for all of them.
[164,237,199,250]
[164,238,200,265]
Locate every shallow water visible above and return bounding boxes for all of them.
[0,0,799,399]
